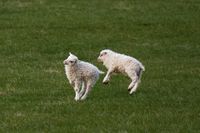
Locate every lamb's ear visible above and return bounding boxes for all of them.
[69,52,76,56]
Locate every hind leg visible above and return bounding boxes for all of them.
[129,82,139,94]
[79,81,86,98]
[128,81,135,91]
[80,78,97,100]
[127,71,139,94]
[80,84,92,100]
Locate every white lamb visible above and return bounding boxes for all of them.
[63,53,104,101]
[98,49,145,94]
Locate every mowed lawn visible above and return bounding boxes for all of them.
[0,0,200,132]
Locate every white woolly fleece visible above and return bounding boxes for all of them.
[98,49,145,94]
[64,53,104,101]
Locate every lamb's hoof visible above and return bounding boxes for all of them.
[80,96,86,101]
[103,80,109,84]
[129,91,136,95]
[74,97,80,101]
[103,81,109,85]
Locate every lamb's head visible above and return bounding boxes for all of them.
[63,52,78,66]
[98,49,113,63]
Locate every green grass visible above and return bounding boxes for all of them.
[0,0,200,132]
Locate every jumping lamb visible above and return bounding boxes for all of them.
[63,53,104,101]
[98,49,145,94]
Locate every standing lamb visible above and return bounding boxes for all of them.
[98,49,145,94]
[63,53,104,101]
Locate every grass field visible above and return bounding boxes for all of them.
[0,0,200,132]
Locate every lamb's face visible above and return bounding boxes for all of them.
[98,49,112,63]
[63,53,78,66]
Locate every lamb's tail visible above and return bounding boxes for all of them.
[98,70,105,74]
[137,63,145,82]
[140,63,145,71]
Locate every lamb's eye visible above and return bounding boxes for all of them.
[69,61,74,63]
[104,52,107,55]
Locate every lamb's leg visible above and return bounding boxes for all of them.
[129,82,139,94]
[128,81,136,91]
[74,81,81,101]
[127,72,138,94]
[103,69,113,84]
[129,68,143,94]
[80,84,92,100]
[79,81,86,98]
